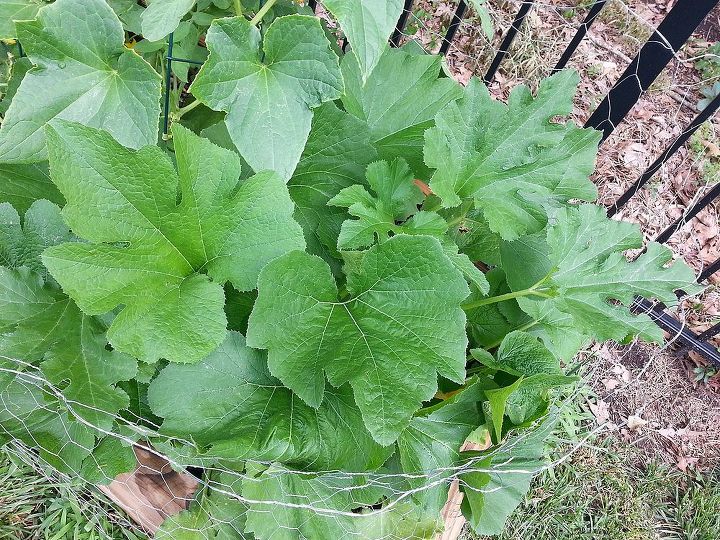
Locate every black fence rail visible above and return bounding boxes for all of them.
[159,0,720,364]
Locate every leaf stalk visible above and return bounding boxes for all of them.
[175,98,203,118]
[251,0,278,25]
[461,274,554,311]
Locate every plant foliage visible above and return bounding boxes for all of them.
[0,0,701,538]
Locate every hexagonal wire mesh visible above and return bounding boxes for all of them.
[1,1,719,539]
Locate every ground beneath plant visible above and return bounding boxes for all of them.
[404,0,720,472]
[583,342,720,469]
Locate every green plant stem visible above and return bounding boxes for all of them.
[461,271,556,311]
[233,0,243,16]
[251,0,277,25]
[176,98,202,118]
[461,288,549,311]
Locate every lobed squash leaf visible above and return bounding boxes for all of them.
[191,15,344,180]
[41,121,304,364]
[425,72,600,239]
[247,235,470,445]
[0,0,161,163]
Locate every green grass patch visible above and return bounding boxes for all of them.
[467,439,720,540]
[0,446,146,540]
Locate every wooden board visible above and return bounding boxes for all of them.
[436,479,466,540]
[98,447,198,534]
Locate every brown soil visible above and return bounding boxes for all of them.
[583,341,720,468]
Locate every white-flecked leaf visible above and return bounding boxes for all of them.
[0,0,161,163]
[191,15,343,180]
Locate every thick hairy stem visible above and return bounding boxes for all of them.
[233,0,243,16]
[251,0,278,25]
[461,273,554,311]
[175,98,202,118]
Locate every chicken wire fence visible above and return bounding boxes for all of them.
[1,0,719,539]
[1,358,595,540]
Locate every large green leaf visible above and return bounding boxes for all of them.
[243,464,381,540]
[42,315,137,431]
[288,102,378,263]
[324,0,403,82]
[507,204,700,343]
[0,200,72,277]
[0,56,32,115]
[191,15,343,180]
[0,261,136,431]
[460,416,555,536]
[141,0,196,41]
[0,0,45,38]
[148,332,390,471]
[398,379,486,511]
[0,0,161,163]
[0,163,62,214]
[425,72,600,239]
[520,300,589,361]
[0,267,80,362]
[247,235,470,445]
[0,368,96,474]
[341,47,462,179]
[41,121,304,364]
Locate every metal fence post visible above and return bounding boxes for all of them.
[585,0,720,141]
[162,33,174,138]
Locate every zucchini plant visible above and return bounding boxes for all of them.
[0,0,701,537]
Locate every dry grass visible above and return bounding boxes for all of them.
[583,341,720,469]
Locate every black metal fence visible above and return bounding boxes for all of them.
[162,0,719,366]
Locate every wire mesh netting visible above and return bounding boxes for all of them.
[1,358,599,539]
[1,1,719,539]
